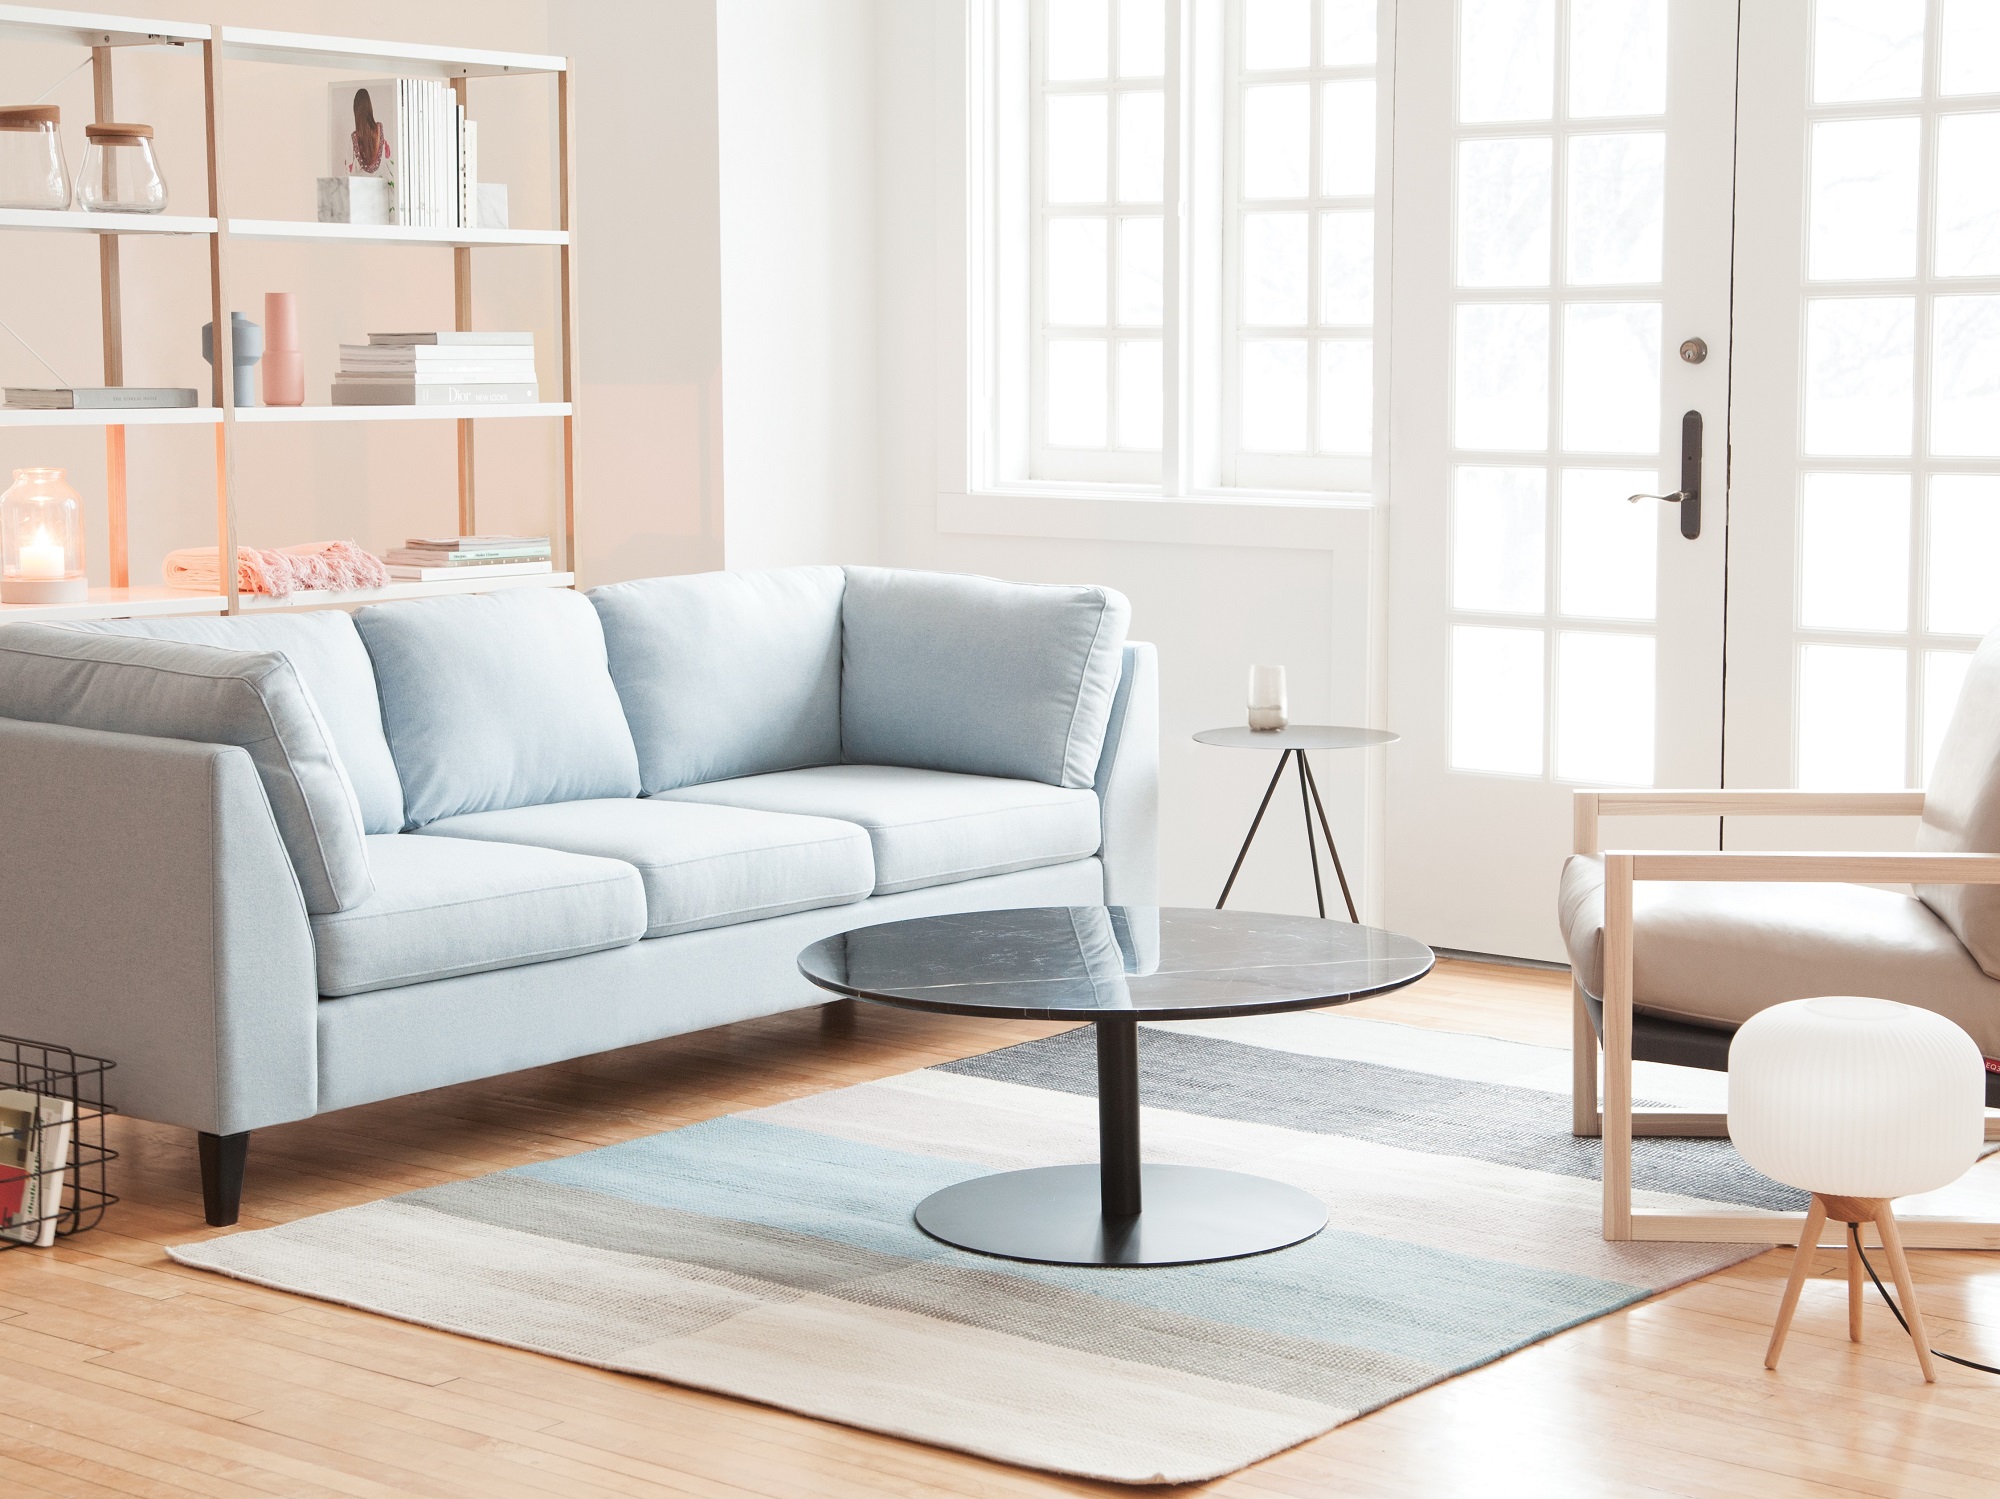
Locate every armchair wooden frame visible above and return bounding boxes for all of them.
[1574,788,2000,1250]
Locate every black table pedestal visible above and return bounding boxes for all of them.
[912,1017,1328,1266]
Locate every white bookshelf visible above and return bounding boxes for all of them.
[233,402,570,424]
[0,7,580,618]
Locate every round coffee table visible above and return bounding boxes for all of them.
[1195,724,1400,922]
[797,905,1433,1267]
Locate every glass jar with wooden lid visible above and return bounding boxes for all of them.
[76,122,166,214]
[0,105,70,211]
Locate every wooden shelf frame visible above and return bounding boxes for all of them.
[0,8,579,621]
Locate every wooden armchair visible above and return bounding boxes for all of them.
[1568,788,2000,1250]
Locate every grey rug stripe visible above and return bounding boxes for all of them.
[943,1025,1810,1210]
[411,1174,1440,1407]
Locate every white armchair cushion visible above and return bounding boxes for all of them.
[1916,626,2000,978]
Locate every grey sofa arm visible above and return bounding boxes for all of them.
[1095,642,1160,906]
[0,718,319,1136]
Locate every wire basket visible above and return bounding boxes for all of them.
[0,1035,116,1249]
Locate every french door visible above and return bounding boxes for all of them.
[1384,0,1739,960]
[1724,0,2000,842]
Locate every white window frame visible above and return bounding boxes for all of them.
[967,0,1395,507]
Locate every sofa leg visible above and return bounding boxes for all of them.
[198,1131,249,1227]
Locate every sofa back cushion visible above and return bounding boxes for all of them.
[839,567,1131,789]
[355,587,640,827]
[1916,626,2000,977]
[62,611,405,834]
[590,567,844,793]
[0,623,372,913]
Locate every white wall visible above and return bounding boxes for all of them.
[714,0,883,571]
[871,0,1385,917]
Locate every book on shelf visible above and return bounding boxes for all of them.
[4,387,198,410]
[337,351,536,382]
[331,381,540,406]
[405,534,550,548]
[368,332,533,347]
[0,1088,72,1249]
[330,78,468,228]
[384,559,553,582]
[387,541,550,562]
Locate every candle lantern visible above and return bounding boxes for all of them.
[1247,664,1288,731]
[1,467,86,604]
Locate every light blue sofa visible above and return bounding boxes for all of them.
[0,567,1158,1224]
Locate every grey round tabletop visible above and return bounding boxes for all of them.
[1194,724,1399,750]
[797,905,1434,1022]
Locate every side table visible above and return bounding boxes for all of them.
[1194,724,1398,923]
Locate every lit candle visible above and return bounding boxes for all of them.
[18,526,66,580]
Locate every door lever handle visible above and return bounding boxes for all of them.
[1623,411,1703,540]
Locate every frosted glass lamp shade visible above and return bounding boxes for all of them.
[1728,996,1985,1199]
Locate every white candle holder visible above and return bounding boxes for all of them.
[1248,664,1288,731]
[0,467,86,604]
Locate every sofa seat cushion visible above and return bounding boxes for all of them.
[1558,853,2000,1059]
[656,765,1102,896]
[417,798,874,938]
[313,834,646,997]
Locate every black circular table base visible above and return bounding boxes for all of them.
[914,1163,1329,1267]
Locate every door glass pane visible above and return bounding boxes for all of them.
[1559,468,1658,619]
[1451,624,1545,774]
[1322,80,1377,195]
[1925,651,1975,784]
[1459,0,1555,123]
[1941,0,2000,96]
[1047,95,1110,203]
[1117,340,1163,449]
[1812,0,1925,104]
[1799,472,1911,631]
[1241,339,1309,450]
[1047,218,1109,326]
[1047,339,1109,447]
[1453,466,1546,613]
[1243,212,1310,325]
[1568,0,1668,119]
[1117,217,1164,326]
[1118,0,1166,77]
[1931,295,2000,456]
[1244,84,1311,197]
[1048,0,1110,80]
[1319,210,1374,324]
[1935,114,2000,278]
[1566,133,1665,286]
[1457,137,1553,288]
[1118,92,1165,202]
[1798,643,1907,789]
[1556,631,1655,785]
[1562,302,1661,454]
[1802,297,1914,456]
[1318,339,1372,454]
[1808,117,1920,281]
[1928,475,2000,634]
[1455,303,1550,450]
[1323,0,1378,65]
[1245,0,1312,70]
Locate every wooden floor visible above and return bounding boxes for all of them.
[3,958,1998,1498]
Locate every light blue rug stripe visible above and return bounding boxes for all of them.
[522,1115,1650,1370]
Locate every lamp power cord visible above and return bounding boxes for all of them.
[1850,1223,2000,1376]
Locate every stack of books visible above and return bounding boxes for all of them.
[332,332,537,407]
[383,535,552,582]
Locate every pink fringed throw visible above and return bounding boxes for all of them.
[162,541,390,599]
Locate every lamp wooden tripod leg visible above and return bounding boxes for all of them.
[1765,1194,1937,1383]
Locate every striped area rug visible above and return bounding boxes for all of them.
[170,1013,1773,1485]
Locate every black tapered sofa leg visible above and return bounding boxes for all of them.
[198,1131,250,1227]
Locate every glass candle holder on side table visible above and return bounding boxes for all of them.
[1248,664,1288,730]
[0,105,70,210]
[76,123,166,214]
[1,468,87,604]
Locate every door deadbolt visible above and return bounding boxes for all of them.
[1680,337,1708,364]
